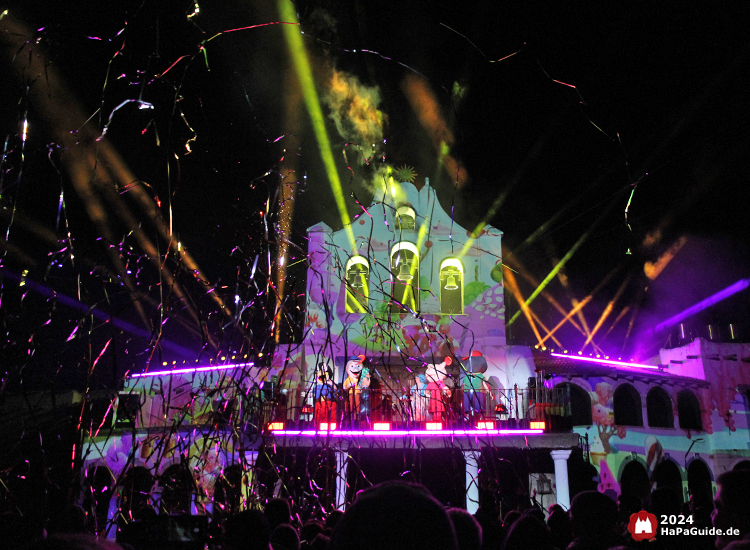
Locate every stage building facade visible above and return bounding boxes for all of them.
[534,338,750,506]
[78,180,750,539]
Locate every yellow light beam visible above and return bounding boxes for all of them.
[458,131,552,259]
[278,0,356,251]
[508,202,613,326]
[620,285,646,357]
[580,272,633,352]
[644,235,687,280]
[502,247,586,336]
[503,266,543,345]
[594,305,631,348]
[402,75,468,187]
[553,262,593,343]
[528,309,563,348]
[539,263,622,345]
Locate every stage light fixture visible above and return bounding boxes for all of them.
[319,422,336,431]
[425,422,442,430]
[268,422,285,431]
[373,422,391,431]
[530,421,546,430]
[476,421,495,430]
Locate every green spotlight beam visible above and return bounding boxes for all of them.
[507,202,614,326]
[278,0,356,251]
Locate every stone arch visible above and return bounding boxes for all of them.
[619,457,650,500]
[159,463,194,515]
[614,383,643,426]
[646,386,674,428]
[390,242,420,313]
[119,466,154,521]
[86,465,117,535]
[345,255,369,313]
[554,382,592,426]
[677,389,703,431]
[687,457,714,503]
[652,458,685,502]
[214,463,244,517]
[439,257,464,315]
[395,203,416,230]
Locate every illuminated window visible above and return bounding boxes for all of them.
[395,204,416,230]
[390,242,420,314]
[440,258,464,314]
[345,256,369,313]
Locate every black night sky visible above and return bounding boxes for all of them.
[1,0,750,392]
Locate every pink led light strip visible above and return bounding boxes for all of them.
[130,362,254,377]
[549,353,660,370]
[270,429,544,437]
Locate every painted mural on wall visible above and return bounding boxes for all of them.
[660,338,750,434]
[590,382,626,456]
[82,430,237,503]
[558,339,750,502]
[302,179,523,391]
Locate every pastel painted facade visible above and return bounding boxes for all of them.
[539,338,750,504]
[301,179,540,402]
[78,179,750,537]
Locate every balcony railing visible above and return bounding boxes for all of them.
[110,383,575,433]
[256,385,574,432]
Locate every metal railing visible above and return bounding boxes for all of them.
[256,385,574,431]
[115,384,575,432]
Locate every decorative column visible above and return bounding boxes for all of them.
[242,451,259,510]
[550,449,572,510]
[106,492,119,540]
[335,451,349,510]
[464,450,481,514]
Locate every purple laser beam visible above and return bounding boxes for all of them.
[653,278,750,334]
[549,352,661,370]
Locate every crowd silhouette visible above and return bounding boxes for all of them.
[6,465,750,550]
